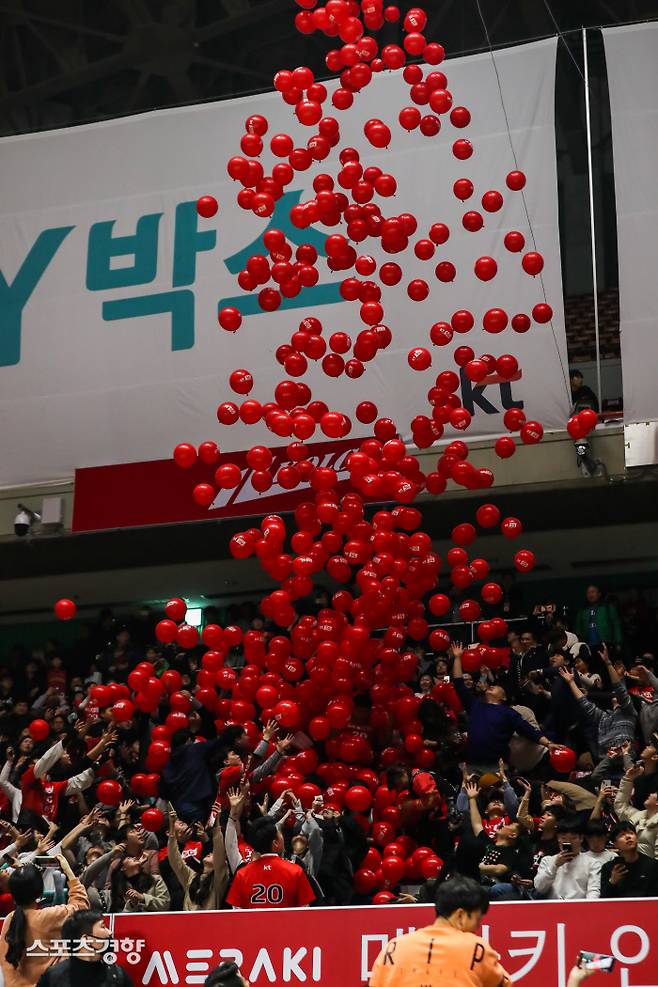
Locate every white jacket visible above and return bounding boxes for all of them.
[534,852,602,899]
[614,777,658,858]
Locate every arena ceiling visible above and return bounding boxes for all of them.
[0,0,657,138]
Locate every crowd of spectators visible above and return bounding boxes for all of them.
[0,579,657,963]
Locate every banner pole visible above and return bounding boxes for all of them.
[582,27,603,412]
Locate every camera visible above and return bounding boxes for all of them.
[574,438,607,479]
[14,503,41,537]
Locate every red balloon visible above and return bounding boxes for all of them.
[505,231,526,253]
[381,855,405,886]
[452,522,476,546]
[549,745,577,773]
[147,741,171,770]
[520,421,544,445]
[218,307,242,332]
[274,699,301,729]
[474,256,497,281]
[453,178,473,201]
[450,106,471,127]
[143,774,160,798]
[482,582,503,605]
[429,594,451,617]
[54,598,76,621]
[97,780,122,806]
[196,195,218,218]
[399,106,421,131]
[345,785,372,812]
[408,347,431,371]
[421,856,443,879]
[155,620,178,644]
[170,691,192,714]
[162,600,185,624]
[533,303,553,324]
[579,408,598,434]
[514,549,536,573]
[522,251,544,276]
[173,443,196,468]
[373,891,397,905]
[482,190,504,212]
[372,821,396,847]
[111,700,135,723]
[177,624,199,649]
[501,516,523,539]
[141,808,165,832]
[495,437,516,460]
[435,261,456,283]
[161,669,183,693]
[29,718,50,741]
[354,868,379,895]
[365,119,392,149]
[476,503,500,529]
[453,139,473,160]
[506,170,526,191]
[90,684,111,708]
[193,483,215,507]
[130,773,147,797]
[309,716,331,740]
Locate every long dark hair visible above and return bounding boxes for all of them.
[189,870,214,907]
[5,865,44,968]
[110,866,154,913]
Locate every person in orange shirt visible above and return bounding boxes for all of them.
[369,876,511,987]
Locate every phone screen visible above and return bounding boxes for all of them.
[578,951,616,972]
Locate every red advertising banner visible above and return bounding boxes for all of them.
[110,899,658,987]
[72,439,359,532]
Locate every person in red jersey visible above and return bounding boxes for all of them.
[225,816,315,909]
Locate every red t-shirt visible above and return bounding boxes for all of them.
[226,854,315,909]
[21,767,68,821]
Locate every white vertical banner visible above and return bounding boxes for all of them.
[604,22,658,462]
[0,38,568,489]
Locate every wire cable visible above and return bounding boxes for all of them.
[473,0,572,406]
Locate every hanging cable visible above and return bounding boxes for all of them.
[541,0,587,83]
[473,0,572,406]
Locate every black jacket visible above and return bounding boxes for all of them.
[37,957,133,987]
[601,853,658,898]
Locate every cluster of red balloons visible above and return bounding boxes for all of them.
[566,407,598,439]
[101,1,568,876]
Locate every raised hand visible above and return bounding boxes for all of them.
[262,720,279,742]
[465,781,479,800]
[16,829,34,851]
[276,733,294,754]
[608,861,628,886]
[227,786,246,819]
